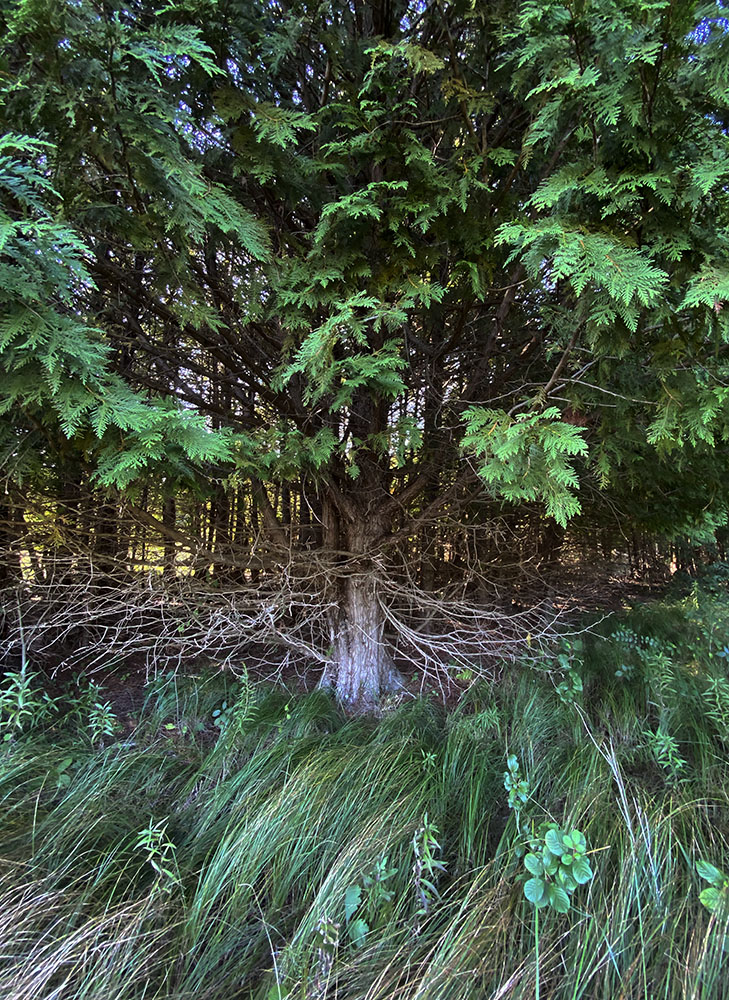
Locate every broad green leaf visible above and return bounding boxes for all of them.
[524,854,544,877]
[548,885,571,913]
[545,829,564,856]
[543,853,560,876]
[700,886,721,912]
[348,918,369,948]
[572,857,594,885]
[571,832,587,852]
[524,877,547,905]
[557,869,577,892]
[697,861,723,884]
[344,884,362,922]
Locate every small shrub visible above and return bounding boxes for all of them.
[523,825,594,914]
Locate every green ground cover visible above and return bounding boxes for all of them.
[2,578,729,998]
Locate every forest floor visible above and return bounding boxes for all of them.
[1,567,728,999]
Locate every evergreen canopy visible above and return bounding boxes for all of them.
[2,0,729,707]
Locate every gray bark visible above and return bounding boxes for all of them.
[325,511,398,712]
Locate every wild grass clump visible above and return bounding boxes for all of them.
[1,576,729,998]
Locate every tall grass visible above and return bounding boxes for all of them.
[1,579,729,998]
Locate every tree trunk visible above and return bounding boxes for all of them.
[93,494,120,579]
[325,506,397,712]
[162,494,176,579]
[332,567,394,711]
[0,496,22,587]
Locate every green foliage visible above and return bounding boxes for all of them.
[554,640,585,705]
[210,671,252,736]
[0,616,729,999]
[66,679,121,746]
[86,695,120,746]
[0,665,127,749]
[3,0,729,555]
[523,825,594,913]
[704,674,729,738]
[133,818,180,894]
[343,854,398,947]
[555,668,584,706]
[411,813,446,920]
[697,860,729,916]
[504,742,594,915]
[0,665,55,739]
[504,753,530,832]
[462,407,588,526]
[643,723,687,782]
[0,134,236,486]
[497,221,668,311]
